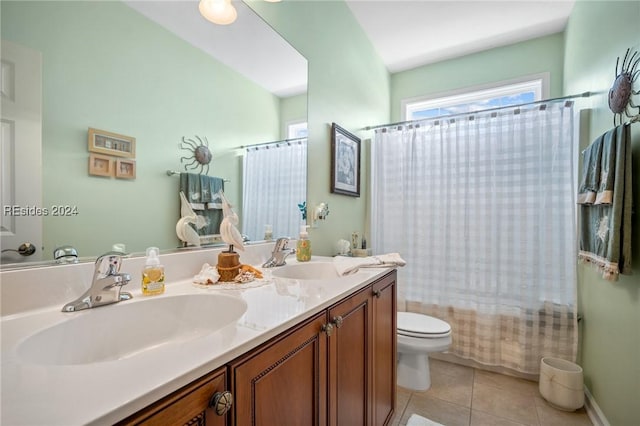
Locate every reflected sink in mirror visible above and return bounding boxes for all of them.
[17,294,247,366]
[271,262,342,280]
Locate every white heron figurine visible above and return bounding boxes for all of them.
[176,191,207,247]
[218,190,244,252]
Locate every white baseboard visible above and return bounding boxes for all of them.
[584,386,610,426]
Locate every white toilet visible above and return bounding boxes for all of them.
[397,312,452,391]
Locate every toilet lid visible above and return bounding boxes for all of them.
[397,312,451,337]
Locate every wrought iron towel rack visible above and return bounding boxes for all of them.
[166,170,230,182]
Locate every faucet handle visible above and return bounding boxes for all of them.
[274,237,290,251]
[95,251,128,275]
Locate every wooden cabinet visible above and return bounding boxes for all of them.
[120,270,397,426]
[117,367,230,426]
[231,270,397,426]
[327,270,396,426]
[229,311,328,426]
[328,286,372,426]
[371,273,397,426]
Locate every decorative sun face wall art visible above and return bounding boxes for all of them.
[180,135,212,175]
[608,47,640,125]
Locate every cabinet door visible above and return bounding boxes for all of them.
[117,367,229,426]
[230,311,328,426]
[327,287,372,426]
[372,271,397,426]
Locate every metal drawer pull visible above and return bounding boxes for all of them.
[332,316,344,328]
[209,391,233,416]
[322,322,334,337]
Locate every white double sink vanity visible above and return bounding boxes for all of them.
[1,243,397,425]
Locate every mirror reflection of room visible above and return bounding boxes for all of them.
[0,0,308,266]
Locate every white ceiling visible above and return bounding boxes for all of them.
[125,1,575,97]
[124,0,308,97]
[345,0,576,73]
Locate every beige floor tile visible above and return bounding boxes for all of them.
[390,386,412,425]
[474,369,540,396]
[394,360,592,426]
[397,385,412,408]
[431,358,475,381]
[470,410,530,426]
[534,396,592,426]
[423,364,474,407]
[472,381,539,426]
[402,392,471,426]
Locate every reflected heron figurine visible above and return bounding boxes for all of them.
[176,191,207,247]
[218,190,244,252]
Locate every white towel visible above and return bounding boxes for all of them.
[333,253,406,276]
[407,413,444,426]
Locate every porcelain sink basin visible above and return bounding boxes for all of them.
[271,262,341,280]
[17,294,247,365]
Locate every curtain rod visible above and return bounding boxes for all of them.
[363,91,592,131]
[240,136,307,149]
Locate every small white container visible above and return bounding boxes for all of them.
[539,357,584,411]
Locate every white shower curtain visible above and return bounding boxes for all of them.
[371,103,578,374]
[242,140,307,241]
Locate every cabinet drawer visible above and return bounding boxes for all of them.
[117,368,228,426]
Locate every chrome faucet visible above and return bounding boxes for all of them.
[62,251,133,312]
[262,237,295,268]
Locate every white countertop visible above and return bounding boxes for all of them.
[1,256,392,425]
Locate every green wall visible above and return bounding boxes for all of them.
[2,1,282,258]
[563,2,640,425]
[280,93,308,139]
[391,33,565,121]
[248,0,390,255]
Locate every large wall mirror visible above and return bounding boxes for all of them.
[0,0,308,268]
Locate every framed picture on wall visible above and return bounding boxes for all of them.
[88,127,136,158]
[330,123,361,197]
[115,158,136,179]
[88,153,114,177]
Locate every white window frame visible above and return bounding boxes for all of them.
[401,72,550,121]
[285,120,308,139]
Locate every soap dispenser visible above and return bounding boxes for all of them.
[142,247,165,296]
[296,225,311,262]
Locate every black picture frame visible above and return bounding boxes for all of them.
[330,123,361,197]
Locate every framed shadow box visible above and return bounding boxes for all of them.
[88,127,136,158]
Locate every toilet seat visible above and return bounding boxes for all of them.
[397,312,451,339]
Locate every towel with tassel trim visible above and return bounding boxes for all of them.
[578,123,633,281]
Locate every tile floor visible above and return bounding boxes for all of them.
[391,359,593,426]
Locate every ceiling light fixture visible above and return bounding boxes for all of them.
[199,0,238,25]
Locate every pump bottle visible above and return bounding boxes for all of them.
[142,247,165,295]
[296,225,311,262]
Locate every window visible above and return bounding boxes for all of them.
[403,75,547,121]
[287,121,308,139]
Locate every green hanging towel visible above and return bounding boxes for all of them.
[578,123,632,281]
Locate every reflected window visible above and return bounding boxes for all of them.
[287,121,308,139]
[242,140,307,241]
